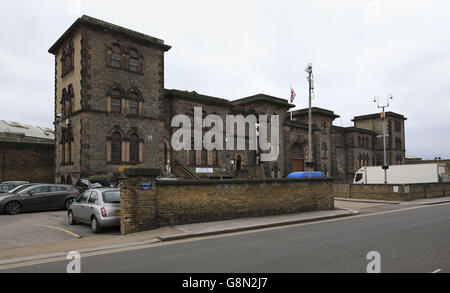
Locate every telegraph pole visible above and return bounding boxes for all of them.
[374,94,393,184]
[305,63,314,178]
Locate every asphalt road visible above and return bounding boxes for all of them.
[3,203,450,273]
[0,211,119,250]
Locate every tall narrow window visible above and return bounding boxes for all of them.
[130,133,139,163]
[129,92,139,115]
[111,44,121,68]
[61,89,67,116]
[201,149,208,166]
[212,150,219,166]
[129,49,138,72]
[111,132,122,162]
[111,89,121,113]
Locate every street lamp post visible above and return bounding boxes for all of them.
[374,94,393,184]
[305,63,314,178]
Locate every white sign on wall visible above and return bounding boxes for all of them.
[196,168,214,174]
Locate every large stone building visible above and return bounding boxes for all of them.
[49,15,406,184]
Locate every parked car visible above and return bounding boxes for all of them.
[74,178,112,192]
[0,184,80,215]
[68,188,121,233]
[0,181,29,194]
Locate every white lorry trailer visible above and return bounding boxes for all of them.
[353,163,447,184]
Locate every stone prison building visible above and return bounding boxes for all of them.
[49,15,407,184]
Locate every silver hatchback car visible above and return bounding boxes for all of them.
[68,188,121,233]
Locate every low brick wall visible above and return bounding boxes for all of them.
[120,169,335,235]
[333,182,450,201]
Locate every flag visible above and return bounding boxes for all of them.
[290,86,296,103]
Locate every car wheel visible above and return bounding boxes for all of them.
[91,217,102,233]
[64,198,75,210]
[68,211,77,225]
[5,201,21,215]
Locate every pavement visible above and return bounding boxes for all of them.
[0,196,449,268]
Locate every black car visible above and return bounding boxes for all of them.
[75,178,112,192]
[0,184,80,215]
[0,181,29,194]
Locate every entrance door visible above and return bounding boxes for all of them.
[292,159,304,172]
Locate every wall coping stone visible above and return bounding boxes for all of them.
[157,177,335,186]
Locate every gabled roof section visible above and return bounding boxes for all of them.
[291,107,340,119]
[49,15,171,54]
[165,89,232,107]
[352,111,407,121]
[332,125,376,135]
[284,119,320,130]
[232,94,294,109]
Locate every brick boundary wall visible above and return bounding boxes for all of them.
[333,182,450,201]
[120,168,335,235]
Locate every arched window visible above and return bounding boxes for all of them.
[236,155,243,170]
[322,143,328,159]
[272,164,279,178]
[61,89,67,116]
[189,140,196,166]
[322,164,328,177]
[111,132,122,162]
[129,133,140,163]
[111,89,121,113]
[111,44,121,68]
[128,49,138,72]
[129,92,139,115]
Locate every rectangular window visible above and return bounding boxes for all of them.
[111,98,121,113]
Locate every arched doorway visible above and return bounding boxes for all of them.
[291,139,305,172]
[272,163,279,178]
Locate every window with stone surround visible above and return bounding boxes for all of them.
[110,89,122,113]
[60,127,73,165]
[111,132,122,162]
[61,42,74,77]
[129,92,140,116]
[130,133,140,163]
[111,44,121,68]
[129,49,139,72]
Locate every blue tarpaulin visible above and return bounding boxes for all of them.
[287,171,324,179]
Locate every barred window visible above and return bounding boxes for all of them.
[129,49,139,72]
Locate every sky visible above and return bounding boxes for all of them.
[0,0,449,160]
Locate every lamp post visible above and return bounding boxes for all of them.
[305,63,314,178]
[374,94,393,184]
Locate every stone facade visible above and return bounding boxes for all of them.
[49,15,407,184]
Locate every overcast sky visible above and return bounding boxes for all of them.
[0,0,449,159]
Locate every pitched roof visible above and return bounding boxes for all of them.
[232,94,294,108]
[352,111,407,121]
[291,107,340,119]
[49,15,171,54]
[165,89,232,107]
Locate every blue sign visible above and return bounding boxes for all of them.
[140,183,153,191]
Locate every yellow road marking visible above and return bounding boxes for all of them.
[34,224,81,239]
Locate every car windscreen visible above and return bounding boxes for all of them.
[91,182,103,188]
[102,191,120,203]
